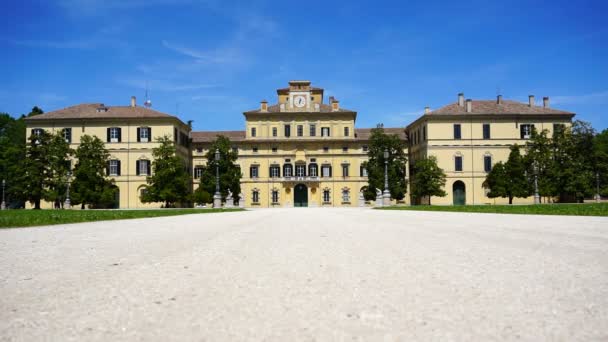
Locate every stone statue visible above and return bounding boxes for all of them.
[225,190,234,208]
[238,193,244,208]
[375,189,383,206]
[359,191,366,207]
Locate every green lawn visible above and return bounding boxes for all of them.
[0,208,245,228]
[376,203,608,216]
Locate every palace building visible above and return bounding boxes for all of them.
[23,81,575,209]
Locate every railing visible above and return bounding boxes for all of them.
[279,176,321,182]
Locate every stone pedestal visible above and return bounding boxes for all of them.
[213,193,222,208]
[64,199,71,210]
[382,190,391,206]
[238,194,245,208]
[358,192,366,207]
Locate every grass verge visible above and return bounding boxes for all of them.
[376,203,608,216]
[0,208,245,228]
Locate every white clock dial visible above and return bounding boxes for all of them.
[294,95,306,108]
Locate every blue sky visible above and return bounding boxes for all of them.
[1,0,607,131]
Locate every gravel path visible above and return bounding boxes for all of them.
[1,208,607,341]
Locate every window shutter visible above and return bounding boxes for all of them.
[250,166,253,178]
[146,160,151,175]
[136,160,140,175]
[116,160,121,176]
[107,128,111,142]
[148,127,152,142]
[137,128,141,142]
[117,128,122,142]
[329,166,332,177]
[106,161,110,176]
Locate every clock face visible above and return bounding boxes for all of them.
[294,95,306,108]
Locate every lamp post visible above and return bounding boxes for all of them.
[213,149,222,208]
[64,172,72,209]
[383,148,391,206]
[533,161,540,205]
[596,171,601,203]
[1,179,6,210]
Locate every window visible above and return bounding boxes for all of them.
[342,164,349,177]
[272,190,279,204]
[453,124,461,140]
[251,127,257,137]
[455,156,463,172]
[61,128,72,143]
[270,165,280,178]
[32,128,43,136]
[422,126,426,141]
[196,147,203,153]
[252,147,258,153]
[136,160,150,176]
[250,165,259,178]
[342,189,350,203]
[360,165,368,177]
[108,127,121,143]
[342,146,348,152]
[323,190,331,203]
[321,165,332,177]
[297,125,303,137]
[283,164,293,177]
[272,127,277,137]
[362,145,369,152]
[108,160,120,176]
[553,123,565,137]
[323,146,329,153]
[232,147,238,154]
[252,190,259,203]
[483,124,490,140]
[138,127,151,142]
[520,124,534,139]
[344,127,350,137]
[140,188,148,199]
[194,167,204,179]
[309,124,316,137]
[295,164,306,177]
[321,127,330,137]
[308,163,318,177]
[284,124,291,137]
[272,147,277,153]
[484,155,492,172]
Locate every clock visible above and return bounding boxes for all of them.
[294,95,306,108]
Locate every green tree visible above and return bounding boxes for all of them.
[71,135,117,209]
[361,127,408,201]
[525,129,557,200]
[20,131,52,209]
[0,113,27,208]
[45,132,73,208]
[193,135,242,205]
[142,135,191,207]
[410,156,447,204]
[483,145,529,204]
[594,129,608,197]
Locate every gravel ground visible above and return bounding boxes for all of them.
[1,208,607,341]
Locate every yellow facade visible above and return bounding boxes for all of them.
[24,86,575,209]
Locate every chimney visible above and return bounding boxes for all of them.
[328,96,335,104]
[260,100,268,112]
[424,106,430,114]
[130,96,136,107]
[497,95,503,104]
[528,95,535,107]
[331,98,340,111]
[458,93,465,107]
[543,96,549,108]
[465,99,472,113]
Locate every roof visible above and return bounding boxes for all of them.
[244,103,356,115]
[25,103,185,123]
[428,100,574,116]
[191,130,246,143]
[191,127,406,143]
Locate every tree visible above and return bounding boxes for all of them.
[594,129,608,197]
[20,131,52,209]
[0,113,27,208]
[361,127,408,201]
[71,135,117,209]
[193,135,242,205]
[525,129,557,200]
[483,145,529,204]
[410,156,447,204]
[142,135,191,207]
[45,132,73,208]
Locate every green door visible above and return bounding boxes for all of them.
[453,181,466,205]
[294,184,308,207]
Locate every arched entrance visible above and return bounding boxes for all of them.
[294,184,308,207]
[453,181,466,205]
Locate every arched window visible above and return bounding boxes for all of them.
[483,153,492,173]
[283,163,293,177]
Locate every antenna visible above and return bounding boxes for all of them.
[144,81,152,108]
[496,86,501,96]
